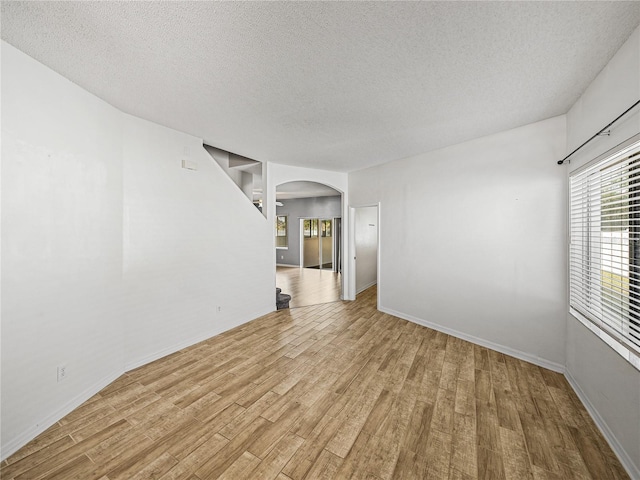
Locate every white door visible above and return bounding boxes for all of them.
[354,206,378,294]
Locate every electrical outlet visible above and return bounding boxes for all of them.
[280,255,284,260]
[57,365,67,382]
[217,306,222,313]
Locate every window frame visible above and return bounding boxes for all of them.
[569,135,640,370]
[275,215,288,249]
[321,219,332,237]
[303,219,319,238]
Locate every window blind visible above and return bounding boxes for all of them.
[569,140,640,361]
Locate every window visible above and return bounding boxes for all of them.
[570,139,640,369]
[321,220,332,237]
[303,219,318,238]
[276,215,288,248]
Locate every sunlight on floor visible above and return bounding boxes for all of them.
[276,266,341,308]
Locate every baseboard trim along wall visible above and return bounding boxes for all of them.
[1,369,122,461]
[124,326,233,373]
[124,330,220,373]
[356,280,377,295]
[379,304,639,479]
[1,306,274,462]
[564,370,640,480]
[125,307,273,372]
[378,305,565,373]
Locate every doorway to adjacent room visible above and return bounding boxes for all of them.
[275,182,343,308]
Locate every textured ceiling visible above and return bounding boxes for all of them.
[2,2,639,172]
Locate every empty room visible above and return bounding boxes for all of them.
[2,2,640,479]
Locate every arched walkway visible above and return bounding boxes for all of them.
[275,181,343,308]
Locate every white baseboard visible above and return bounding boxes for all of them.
[124,327,228,372]
[564,370,640,480]
[125,334,211,373]
[125,307,272,372]
[378,305,565,373]
[356,280,377,295]
[376,305,637,479]
[276,263,299,268]
[1,369,122,461]
[2,307,274,462]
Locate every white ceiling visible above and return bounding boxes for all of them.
[2,2,639,172]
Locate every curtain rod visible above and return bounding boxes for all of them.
[558,99,640,165]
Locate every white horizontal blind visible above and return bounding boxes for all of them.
[570,140,640,360]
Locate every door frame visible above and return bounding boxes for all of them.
[348,203,381,306]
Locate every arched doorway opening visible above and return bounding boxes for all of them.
[275,181,342,308]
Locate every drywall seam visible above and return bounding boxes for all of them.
[379,305,565,373]
[564,369,640,480]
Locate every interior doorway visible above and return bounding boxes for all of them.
[275,182,343,308]
[352,205,379,300]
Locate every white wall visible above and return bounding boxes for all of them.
[0,41,274,459]
[565,26,640,479]
[122,114,273,369]
[1,42,125,455]
[349,116,567,369]
[354,206,378,294]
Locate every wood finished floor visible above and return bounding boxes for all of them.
[276,266,341,308]
[1,287,629,480]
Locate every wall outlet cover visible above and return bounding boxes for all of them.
[57,365,67,382]
[181,159,198,171]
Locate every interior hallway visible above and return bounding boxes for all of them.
[276,266,341,308]
[1,286,629,480]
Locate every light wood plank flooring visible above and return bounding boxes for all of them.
[1,287,629,480]
[276,266,341,308]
